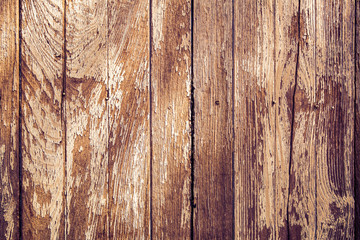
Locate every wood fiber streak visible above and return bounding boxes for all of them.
[356,0,360,238]
[108,0,150,238]
[274,0,300,239]
[151,0,191,238]
[21,0,65,239]
[234,1,276,239]
[66,0,108,238]
[288,0,317,239]
[315,0,355,238]
[193,0,233,239]
[0,0,19,239]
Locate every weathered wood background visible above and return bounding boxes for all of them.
[0,0,359,239]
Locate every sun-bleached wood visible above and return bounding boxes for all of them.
[151,0,192,238]
[65,0,108,238]
[21,0,65,238]
[108,0,150,238]
[0,0,20,239]
[193,0,233,238]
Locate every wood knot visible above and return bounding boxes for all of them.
[215,100,220,105]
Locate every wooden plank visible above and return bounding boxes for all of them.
[356,0,360,238]
[288,0,317,239]
[21,0,65,238]
[0,0,20,239]
[151,0,191,238]
[315,0,355,238]
[107,0,150,238]
[274,0,300,238]
[193,0,233,238]
[65,0,108,238]
[233,0,276,239]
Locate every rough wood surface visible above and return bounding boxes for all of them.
[107,0,150,238]
[65,0,108,238]
[234,0,276,239]
[193,0,233,239]
[21,0,65,238]
[0,0,20,239]
[288,0,317,239]
[315,0,355,238]
[356,1,360,238]
[151,0,191,238]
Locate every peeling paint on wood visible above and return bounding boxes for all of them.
[151,0,192,238]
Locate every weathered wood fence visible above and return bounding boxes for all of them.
[1,0,360,239]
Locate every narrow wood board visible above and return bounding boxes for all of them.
[234,0,276,239]
[288,0,317,239]
[274,0,300,238]
[151,0,192,238]
[107,0,150,238]
[21,0,65,238]
[0,0,20,239]
[356,0,360,238]
[65,0,108,238]
[193,0,233,238]
[315,0,355,238]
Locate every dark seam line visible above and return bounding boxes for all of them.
[231,0,235,239]
[354,0,358,239]
[61,0,67,238]
[287,0,301,239]
[273,0,277,238]
[106,0,110,238]
[190,0,195,239]
[149,0,153,238]
[314,0,317,238]
[18,0,23,238]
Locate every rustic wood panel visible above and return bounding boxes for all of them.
[315,0,355,238]
[21,0,65,238]
[234,0,276,239]
[151,0,192,238]
[107,0,150,238]
[288,0,317,239]
[356,1,360,238]
[193,0,233,238]
[274,0,300,238]
[65,0,108,238]
[0,0,20,239]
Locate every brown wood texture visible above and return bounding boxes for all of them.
[65,0,108,238]
[21,0,65,239]
[151,0,192,238]
[234,0,276,239]
[0,0,20,239]
[193,0,233,239]
[108,0,150,238]
[0,0,359,239]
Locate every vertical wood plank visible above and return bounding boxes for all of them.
[21,0,65,238]
[193,0,233,238]
[356,0,360,238]
[288,0,317,239]
[274,0,299,238]
[315,0,355,238]
[107,0,150,238]
[0,0,20,239]
[151,0,191,238]
[65,0,108,238]
[234,0,276,239]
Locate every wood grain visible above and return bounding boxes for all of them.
[65,0,108,238]
[193,0,233,238]
[274,0,300,238]
[107,0,150,238]
[0,0,20,239]
[234,0,276,239]
[21,0,65,238]
[315,0,355,238]
[356,0,360,238]
[151,0,191,238]
[288,0,317,239]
